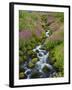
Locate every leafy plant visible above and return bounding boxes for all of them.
[49,43,64,77]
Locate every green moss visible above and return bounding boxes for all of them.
[32,58,38,64]
[19,72,25,79]
[31,72,40,78]
[42,66,49,73]
[28,62,35,68]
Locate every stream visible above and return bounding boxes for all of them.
[21,30,57,79]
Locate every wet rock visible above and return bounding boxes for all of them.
[42,66,49,73]
[30,72,41,78]
[38,53,43,57]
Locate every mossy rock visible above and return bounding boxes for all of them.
[28,62,35,68]
[19,72,27,79]
[19,65,25,72]
[42,66,49,73]
[31,58,38,64]
[31,72,41,78]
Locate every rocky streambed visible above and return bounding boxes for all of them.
[20,30,57,79]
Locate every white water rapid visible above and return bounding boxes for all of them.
[22,30,56,79]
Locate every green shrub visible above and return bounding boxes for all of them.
[19,55,27,64]
[41,14,48,23]
[27,50,36,58]
[19,11,40,31]
[49,43,64,77]
[45,40,62,50]
[53,12,64,22]
[27,50,34,56]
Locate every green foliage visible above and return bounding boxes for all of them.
[53,12,64,22]
[19,65,25,72]
[19,38,26,52]
[27,50,34,56]
[19,38,38,63]
[41,14,49,31]
[19,55,27,64]
[45,40,62,50]
[19,50,24,56]
[19,11,41,31]
[41,14,48,23]
[53,43,64,69]
[45,28,64,50]
[49,43,64,77]
[19,56,24,64]
[41,31,46,39]
[23,55,27,61]
[19,11,64,78]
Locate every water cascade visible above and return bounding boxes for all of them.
[22,30,56,79]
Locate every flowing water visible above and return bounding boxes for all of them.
[21,30,57,79]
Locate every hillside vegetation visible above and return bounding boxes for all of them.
[19,11,64,79]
